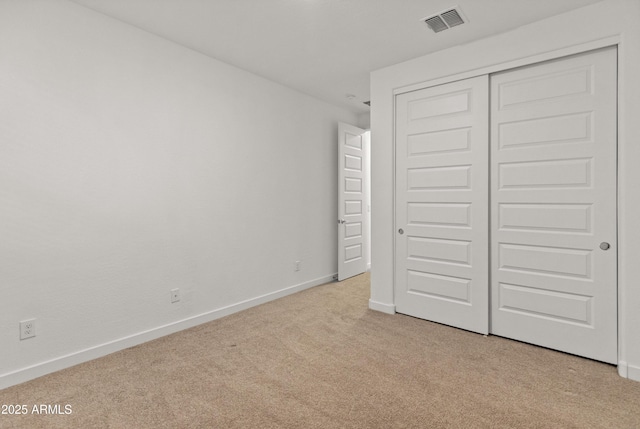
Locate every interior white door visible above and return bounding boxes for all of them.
[395,76,489,334]
[490,47,617,363]
[338,123,368,281]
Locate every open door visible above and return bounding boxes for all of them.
[338,123,368,281]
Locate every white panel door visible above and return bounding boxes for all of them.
[490,48,617,363]
[395,76,489,334]
[338,123,368,281]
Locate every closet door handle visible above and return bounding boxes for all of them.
[600,242,610,251]
[398,228,404,235]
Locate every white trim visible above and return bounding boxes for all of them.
[369,299,395,314]
[0,274,336,390]
[618,361,628,378]
[393,36,620,97]
[628,364,640,382]
[619,360,640,382]
[616,33,627,378]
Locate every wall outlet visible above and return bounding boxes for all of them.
[294,260,301,272]
[20,319,36,340]
[170,288,180,303]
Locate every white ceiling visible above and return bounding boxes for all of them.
[69,0,602,114]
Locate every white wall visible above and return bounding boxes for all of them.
[0,0,357,388]
[370,0,640,381]
[357,112,371,131]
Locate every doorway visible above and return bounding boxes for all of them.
[338,123,371,281]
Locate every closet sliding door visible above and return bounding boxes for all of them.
[490,47,618,364]
[394,47,617,363]
[394,76,489,335]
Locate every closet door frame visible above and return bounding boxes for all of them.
[392,41,620,363]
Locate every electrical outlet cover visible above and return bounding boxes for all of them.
[20,319,36,340]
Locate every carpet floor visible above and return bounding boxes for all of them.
[1,273,639,428]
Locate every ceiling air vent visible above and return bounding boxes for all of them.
[422,7,466,33]
[424,15,448,33]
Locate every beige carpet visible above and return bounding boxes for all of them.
[1,273,639,428]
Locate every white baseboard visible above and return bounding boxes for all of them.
[369,299,395,314]
[618,361,628,378]
[624,362,640,382]
[617,361,640,382]
[0,274,336,390]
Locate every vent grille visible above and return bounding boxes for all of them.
[441,9,464,27]
[422,6,466,33]
[425,15,448,33]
